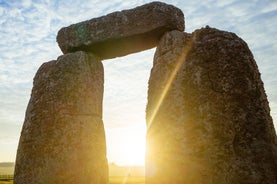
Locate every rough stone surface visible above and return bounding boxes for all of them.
[146,28,277,183]
[56,1,184,59]
[14,51,108,184]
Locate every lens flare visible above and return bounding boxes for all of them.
[147,38,194,130]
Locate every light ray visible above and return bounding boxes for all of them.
[147,37,194,130]
[121,166,131,184]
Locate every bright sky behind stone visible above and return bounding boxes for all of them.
[0,0,276,165]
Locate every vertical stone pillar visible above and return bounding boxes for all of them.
[146,27,277,183]
[14,51,108,184]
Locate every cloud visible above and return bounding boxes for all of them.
[0,0,276,163]
[0,0,155,162]
[103,49,154,128]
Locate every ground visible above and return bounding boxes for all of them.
[0,166,145,184]
[0,177,145,184]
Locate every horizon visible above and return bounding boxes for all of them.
[0,0,276,166]
[0,161,144,167]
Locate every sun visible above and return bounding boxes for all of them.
[121,131,146,166]
[106,125,146,166]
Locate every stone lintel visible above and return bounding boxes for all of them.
[57,2,184,59]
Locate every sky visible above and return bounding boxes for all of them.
[0,0,276,166]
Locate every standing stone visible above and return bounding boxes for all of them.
[14,51,108,184]
[57,2,184,59]
[146,27,277,183]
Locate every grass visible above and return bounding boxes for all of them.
[0,166,14,184]
[0,167,14,175]
[0,166,145,184]
[109,176,145,184]
[0,182,13,184]
[0,177,145,184]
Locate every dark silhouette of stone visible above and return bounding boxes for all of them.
[146,27,277,183]
[56,1,184,59]
[14,51,108,184]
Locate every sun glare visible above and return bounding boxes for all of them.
[106,125,146,166]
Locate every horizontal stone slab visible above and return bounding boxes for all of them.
[56,2,184,59]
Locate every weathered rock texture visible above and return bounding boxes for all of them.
[14,51,108,184]
[57,2,184,59]
[146,27,277,183]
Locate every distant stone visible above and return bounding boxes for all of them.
[146,27,277,183]
[56,1,184,59]
[14,51,108,184]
